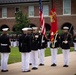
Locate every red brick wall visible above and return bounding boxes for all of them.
[0,19,15,30]
[34,5,39,16]
[58,16,76,29]
[56,0,63,15]
[21,5,28,15]
[29,17,50,27]
[7,6,15,17]
[71,0,76,14]
[0,0,76,31]
[56,0,76,30]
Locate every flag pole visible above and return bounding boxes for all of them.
[51,0,54,8]
[52,0,53,8]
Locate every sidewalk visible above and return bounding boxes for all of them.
[0,52,76,75]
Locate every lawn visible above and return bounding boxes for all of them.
[0,47,74,64]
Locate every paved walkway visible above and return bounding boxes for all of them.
[0,52,76,75]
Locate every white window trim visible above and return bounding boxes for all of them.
[43,15,49,17]
[29,15,34,17]
[28,6,34,17]
[2,16,7,19]
[2,7,7,18]
[63,0,71,15]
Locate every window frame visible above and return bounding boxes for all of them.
[63,0,71,15]
[2,7,7,18]
[28,6,34,17]
[43,5,49,16]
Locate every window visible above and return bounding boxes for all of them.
[15,7,20,13]
[28,6,34,17]
[63,0,71,15]
[43,5,49,16]
[2,7,7,18]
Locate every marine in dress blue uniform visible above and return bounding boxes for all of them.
[27,28,33,65]
[60,26,72,67]
[38,30,47,66]
[31,27,39,70]
[18,28,32,72]
[0,28,11,72]
[50,32,60,66]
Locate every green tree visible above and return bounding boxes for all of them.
[14,11,29,32]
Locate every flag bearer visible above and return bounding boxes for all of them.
[38,30,47,66]
[50,32,60,67]
[0,28,11,72]
[31,27,39,70]
[60,26,72,67]
[18,28,32,72]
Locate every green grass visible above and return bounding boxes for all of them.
[8,47,21,64]
[0,47,74,64]
[45,47,74,57]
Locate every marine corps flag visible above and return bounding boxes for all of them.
[50,1,58,42]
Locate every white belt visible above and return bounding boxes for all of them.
[1,44,8,46]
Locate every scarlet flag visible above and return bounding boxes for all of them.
[39,0,46,37]
[50,4,58,42]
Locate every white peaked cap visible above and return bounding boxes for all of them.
[63,27,69,30]
[2,28,9,31]
[32,27,38,30]
[22,28,28,31]
[28,28,32,30]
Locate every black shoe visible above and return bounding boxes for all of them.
[32,67,38,70]
[51,63,57,66]
[1,70,8,72]
[63,65,69,67]
[63,65,66,67]
[29,63,32,65]
[39,64,44,66]
[65,65,69,67]
[22,70,31,72]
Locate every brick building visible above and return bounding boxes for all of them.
[0,0,76,32]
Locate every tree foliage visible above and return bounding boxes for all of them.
[14,11,29,32]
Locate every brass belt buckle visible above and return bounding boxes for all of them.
[52,45,55,48]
